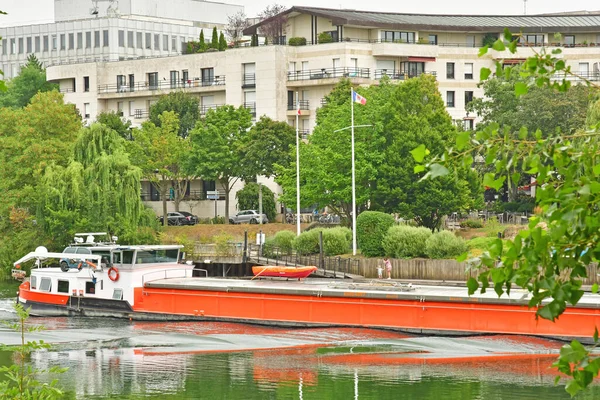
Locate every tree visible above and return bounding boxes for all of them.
[240,116,296,179]
[210,27,219,50]
[0,56,58,109]
[96,110,132,139]
[218,32,227,51]
[198,29,208,53]
[225,10,248,46]
[26,53,43,69]
[129,112,191,224]
[0,10,6,92]
[236,182,277,221]
[149,91,200,138]
[257,4,287,44]
[186,105,252,223]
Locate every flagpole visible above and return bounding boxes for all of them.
[351,88,357,256]
[296,91,301,237]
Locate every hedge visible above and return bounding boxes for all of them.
[460,219,483,229]
[382,225,432,258]
[288,37,307,46]
[356,211,395,257]
[294,227,351,256]
[425,231,467,259]
[272,230,296,255]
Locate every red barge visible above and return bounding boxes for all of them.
[14,235,600,340]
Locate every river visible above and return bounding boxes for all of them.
[1,280,598,399]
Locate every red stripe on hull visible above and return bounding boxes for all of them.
[19,282,70,306]
[132,287,600,338]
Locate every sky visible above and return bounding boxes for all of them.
[1,0,600,27]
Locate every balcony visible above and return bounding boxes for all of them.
[134,109,149,119]
[374,69,437,80]
[288,67,370,82]
[298,129,310,140]
[242,73,256,88]
[199,104,224,115]
[141,189,225,202]
[244,102,256,117]
[551,71,600,83]
[97,76,226,98]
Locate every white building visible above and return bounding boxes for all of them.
[0,0,243,79]
[46,6,600,218]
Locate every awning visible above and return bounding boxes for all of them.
[408,56,436,62]
[502,58,526,64]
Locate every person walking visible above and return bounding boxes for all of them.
[384,257,392,280]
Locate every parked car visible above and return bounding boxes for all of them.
[178,211,199,225]
[229,210,269,224]
[158,212,195,226]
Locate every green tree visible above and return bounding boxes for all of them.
[186,105,253,223]
[198,29,208,53]
[96,110,132,139]
[149,91,200,138]
[0,56,58,108]
[25,53,43,69]
[210,27,219,49]
[235,182,277,221]
[0,10,6,92]
[129,112,191,224]
[241,116,296,179]
[218,32,227,51]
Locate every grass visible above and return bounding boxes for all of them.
[161,223,311,243]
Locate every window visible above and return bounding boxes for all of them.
[446,91,455,107]
[136,32,142,49]
[77,32,82,49]
[524,34,544,45]
[103,30,109,47]
[579,62,589,77]
[243,63,255,87]
[10,38,15,54]
[163,35,169,51]
[85,281,96,294]
[148,72,158,89]
[564,35,575,46]
[117,74,126,92]
[127,31,134,48]
[94,31,100,48]
[26,37,32,53]
[170,70,179,88]
[68,33,74,50]
[465,91,474,106]
[154,34,159,50]
[381,31,415,43]
[301,61,309,71]
[118,30,124,47]
[57,280,69,293]
[128,100,135,116]
[466,35,476,47]
[172,36,177,51]
[182,69,189,84]
[129,74,135,91]
[145,32,151,49]
[18,37,23,54]
[34,36,40,52]
[446,62,455,79]
[60,34,65,50]
[52,35,57,50]
[122,250,134,264]
[1,39,6,55]
[464,63,473,79]
[428,34,437,45]
[30,275,37,289]
[112,288,123,300]
[84,103,90,119]
[84,76,90,92]
[463,119,474,131]
[43,35,49,52]
[39,277,51,292]
[117,101,123,116]
[86,32,91,48]
[201,68,214,85]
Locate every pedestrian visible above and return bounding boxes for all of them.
[384,257,392,279]
[377,262,383,279]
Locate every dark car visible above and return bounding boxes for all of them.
[158,212,195,226]
[178,211,199,225]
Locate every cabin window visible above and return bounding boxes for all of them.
[122,250,134,264]
[30,275,37,289]
[112,289,123,300]
[57,280,69,293]
[39,277,51,292]
[85,281,96,294]
[135,249,179,264]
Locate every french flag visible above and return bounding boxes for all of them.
[352,90,367,105]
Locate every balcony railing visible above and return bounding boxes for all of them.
[287,100,310,111]
[320,98,328,106]
[374,69,437,80]
[141,190,225,202]
[134,109,149,119]
[199,104,224,115]
[298,129,310,140]
[288,67,370,81]
[97,76,225,94]
[551,72,600,82]
[242,73,256,88]
[244,102,256,116]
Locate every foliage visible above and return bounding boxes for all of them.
[0,303,67,399]
[288,37,307,46]
[241,116,296,179]
[0,56,58,109]
[225,10,249,45]
[214,233,234,256]
[466,236,497,251]
[199,30,208,52]
[96,110,132,139]
[356,211,395,257]
[218,32,227,51]
[272,230,296,255]
[294,227,350,256]
[460,219,483,229]
[250,34,259,47]
[382,225,432,258]
[482,33,498,47]
[318,32,333,44]
[425,231,467,259]
[294,229,320,255]
[235,182,277,221]
[210,27,219,50]
[186,105,252,223]
[257,4,287,43]
[149,91,200,138]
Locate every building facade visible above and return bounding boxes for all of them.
[46,6,600,217]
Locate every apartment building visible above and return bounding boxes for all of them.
[0,0,242,79]
[46,6,600,217]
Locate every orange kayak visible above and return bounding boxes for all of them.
[252,266,317,279]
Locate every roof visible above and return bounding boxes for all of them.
[244,6,600,34]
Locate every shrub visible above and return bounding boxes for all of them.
[356,211,395,257]
[318,32,334,44]
[295,229,321,255]
[425,231,467,259]
[288,37,307,46]
[272,230,296,255]
[382,226,432,258]
[466,236,497,251]
[460,219,483,229]
[294,227,351,256]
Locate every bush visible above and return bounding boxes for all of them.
[294,227,351,256]
[272,230,296,255]
[288,37,307,46]
[356,211,395,257]
[318,32,334,44]
[460,219,483,229]
[295,229,320,255]
[425,231,467,259]
[466,236,497,251]
[382,226,432,258]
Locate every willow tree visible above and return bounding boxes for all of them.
[38,123,152,245]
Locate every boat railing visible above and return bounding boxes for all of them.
[141,268,206,286]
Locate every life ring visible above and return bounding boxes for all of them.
[108,267,119,282]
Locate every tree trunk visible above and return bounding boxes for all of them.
[224,178,231,224]
[161,187,168,226]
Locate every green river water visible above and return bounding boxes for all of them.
[1,280,599,399]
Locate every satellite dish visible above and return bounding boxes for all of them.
[35,246,48,254]
[86,235,95,244]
